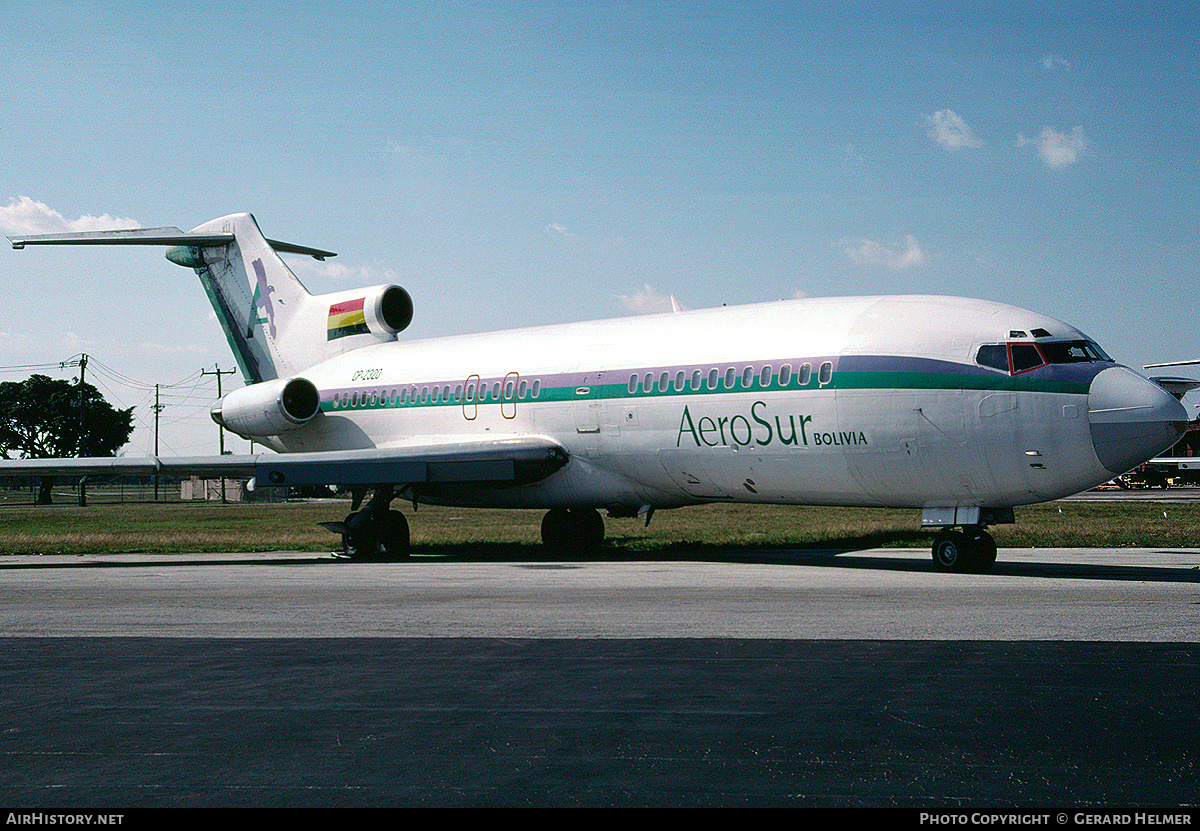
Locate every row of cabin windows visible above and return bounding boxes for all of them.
[627,361,833,395]
[331,378,542,409]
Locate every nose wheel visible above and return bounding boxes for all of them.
[932,527,997,573]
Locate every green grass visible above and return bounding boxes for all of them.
[0,497,1197,555]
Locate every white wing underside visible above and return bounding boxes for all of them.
[0,436,568,488]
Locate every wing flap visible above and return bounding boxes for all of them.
[0,437,568,488]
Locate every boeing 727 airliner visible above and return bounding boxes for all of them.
[5,214,1188,572]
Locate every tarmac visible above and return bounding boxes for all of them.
[1,544,1198,809]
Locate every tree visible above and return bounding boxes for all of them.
[0,374,135,503]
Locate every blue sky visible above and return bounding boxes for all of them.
[2,1,1199,455]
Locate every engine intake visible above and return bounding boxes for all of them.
[371,285,413,335]
[211,377,321,438]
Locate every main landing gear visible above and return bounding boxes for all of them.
[326,486,411,560]
[931,526,997,574]
[540,507,605,555]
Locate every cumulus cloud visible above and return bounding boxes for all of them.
[926,110,982,151]
[292,257,403,285]
[1017,126,1087,168]
[0,195,141,235]
[1041,55,1071,70]
[546,222,575,238]
[842,236,926,270]
[616,284,680,314]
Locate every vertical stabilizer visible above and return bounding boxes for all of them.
[6,214,409,386]
[170,213,314,383]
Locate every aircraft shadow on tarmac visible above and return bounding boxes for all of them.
[2,532,1198,583]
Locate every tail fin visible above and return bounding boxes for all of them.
[9,213,411,385]
[171,213,320,383]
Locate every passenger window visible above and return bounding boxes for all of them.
[674,371,685,391]
[532,380,541,398]
[760,366,773,387]
[818,362,833,385]
[629,374,639,394]
[742,366,755,388]
[798,363,811,386]
[724,367,736,389]
[708,368,719,389]
[779,364,792,385]
[642,373,653,393]
[659,371,670,392]
[690,369,702,390]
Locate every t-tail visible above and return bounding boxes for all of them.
[6,212,413,383]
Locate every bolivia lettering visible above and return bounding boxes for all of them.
[677,402,869,449]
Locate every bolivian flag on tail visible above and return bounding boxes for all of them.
[327,297,370,341]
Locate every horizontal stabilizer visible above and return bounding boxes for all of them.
[6,227,336,260]
[0,437,569,488]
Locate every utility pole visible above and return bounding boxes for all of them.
[200,365,235,502]
[60,354,88,506]
[152,384,163,501]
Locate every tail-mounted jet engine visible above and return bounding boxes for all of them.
[212,377,321,438]
[326,284,413,339]
[365,285,414,336]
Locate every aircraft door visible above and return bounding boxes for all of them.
[574,373,602,434]
[501,372,518,420]
[462,374,479,421]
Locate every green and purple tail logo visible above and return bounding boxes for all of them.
[328,297,369,341]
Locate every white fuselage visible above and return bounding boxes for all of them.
[264,295,1159,514]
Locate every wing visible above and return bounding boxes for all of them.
[0,436,569,488]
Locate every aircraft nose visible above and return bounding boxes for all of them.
[1089,366,1189,475]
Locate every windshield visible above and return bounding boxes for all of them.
[1040,340,1112,364]
[975,339,1113,375]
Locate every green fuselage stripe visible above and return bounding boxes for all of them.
[319,369,1090,414]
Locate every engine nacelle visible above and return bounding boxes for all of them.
[365,284,414,335]
[324,284,413,342]
[211,377,321,438]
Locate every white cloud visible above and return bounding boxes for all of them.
[291,258,402,285]
[842,236,926,270]
[1041,55,1071,70]
[926,110,982,151]
[0,195,141,235]
[615,284,680,314]
[1017,126,1087,168]
[546,222,575,238]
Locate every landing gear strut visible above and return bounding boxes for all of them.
[540,507,605,555]
[931,526,997,574]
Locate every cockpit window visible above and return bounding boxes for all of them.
[1010,343,1046,373]
[1040,340,1112,364]
[977,339,1112,375]
[976,344,1009,372]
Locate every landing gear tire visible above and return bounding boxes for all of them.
[375,510,411,560]
[340,510,410,560]
[931,527,996,574]
[966,528,997,573]
[932,529,969,573]
[541,507,605,555]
